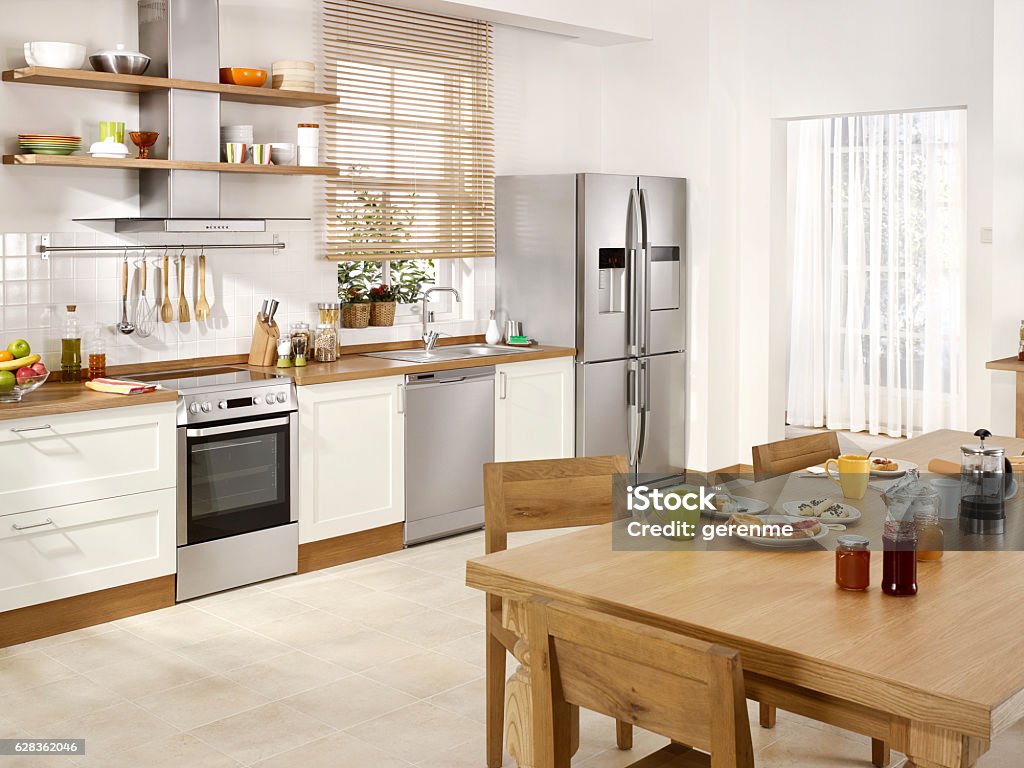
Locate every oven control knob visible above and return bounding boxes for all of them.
[265,394,276,405]
[218,401,228,410]
[201,402,212,413]
[276,392,287,404]
[189,402,200,414]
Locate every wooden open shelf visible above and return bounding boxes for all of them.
[2,66,338,108]
[3,154,338,176]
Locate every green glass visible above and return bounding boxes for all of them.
[99,121,125,144]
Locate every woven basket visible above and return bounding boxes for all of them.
[342,302,370,328]
[370,301,397,327]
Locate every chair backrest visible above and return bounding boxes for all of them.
[527,598,755,768]
[483,455,628,555]
[751,432,840,478]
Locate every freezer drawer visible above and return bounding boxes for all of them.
[404,367,495,545]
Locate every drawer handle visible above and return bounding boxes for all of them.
[12,518,54,531]
[10,424,52,434]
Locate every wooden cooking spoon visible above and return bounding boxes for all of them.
[160,252,174,323]
[195,250,210,321]
[177,251,191,323]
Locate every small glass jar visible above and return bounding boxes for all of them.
[915,508,944,561]
[318,302,339,326]
[314,323,338,362]
[835,535,871,591]
[290,321,310,367]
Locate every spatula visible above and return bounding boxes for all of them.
[195,249,211,322]
[160,252,174,324]
[177,251,191,323]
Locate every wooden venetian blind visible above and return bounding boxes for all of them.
[322,0,495,261]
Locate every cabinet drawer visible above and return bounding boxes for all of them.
[0,403,176,515]
[0,488,176,613]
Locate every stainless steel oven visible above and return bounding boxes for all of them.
[133,367,299,601]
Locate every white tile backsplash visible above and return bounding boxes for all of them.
[0,230,494,371]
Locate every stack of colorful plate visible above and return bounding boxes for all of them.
[271,60,315,92]
[18,134,82,155]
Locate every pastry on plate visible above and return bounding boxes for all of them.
[872,457,899,472]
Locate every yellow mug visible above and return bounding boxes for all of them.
[824,454,870,500]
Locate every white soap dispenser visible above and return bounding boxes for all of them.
[485,310,501,345]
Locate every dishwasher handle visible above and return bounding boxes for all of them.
[405,365,496,388]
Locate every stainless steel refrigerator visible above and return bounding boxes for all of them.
[496,173,687,479]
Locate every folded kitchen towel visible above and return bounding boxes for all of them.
[84,378,157,395]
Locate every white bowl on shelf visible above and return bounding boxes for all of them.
[88,139,132,158]
[24,41,86,69]
[269,142,296,165]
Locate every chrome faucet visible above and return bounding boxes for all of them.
[420,287,462,351]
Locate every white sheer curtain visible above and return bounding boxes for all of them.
[787,110,966,438]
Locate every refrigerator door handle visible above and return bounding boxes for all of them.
[626,360,641,468]
[639,188,652,356]
[636,357,650,466]
[626,188,642,358]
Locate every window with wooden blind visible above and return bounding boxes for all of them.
[322,0,495,262]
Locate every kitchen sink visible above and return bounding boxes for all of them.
[362,343,536,364]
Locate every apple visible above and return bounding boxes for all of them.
[30,362,47,375]
[15,367,35,386]
[0,371,14,393]
[7,339,30,359]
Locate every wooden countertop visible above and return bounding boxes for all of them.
[245,345,576,385]
[987,356,1024,372]
[0,343,574,420]
[0,382,179,422]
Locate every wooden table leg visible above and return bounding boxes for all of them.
[893,720,988,768]
[759,702,776,728]
[503,599,579,767]
[872,738,891,767]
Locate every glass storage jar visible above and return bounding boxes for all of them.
[835,535,870,591]
[290,321,311,367]
[314,323,338,362]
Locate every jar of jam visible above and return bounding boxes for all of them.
[882,519,918,596]
[835,535,870,590]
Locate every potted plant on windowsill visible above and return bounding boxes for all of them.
[368,284,397,327]
[342,288,371,329]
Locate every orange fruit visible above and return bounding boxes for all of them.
[0,351,12,363]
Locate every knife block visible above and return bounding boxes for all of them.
[247,315,280,366]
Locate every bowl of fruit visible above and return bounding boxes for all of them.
[0,340,49,403]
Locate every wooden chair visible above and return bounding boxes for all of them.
[751,432,891,767]
[526,597,755,768]
[751,431,841,478]
[484,455,632,768]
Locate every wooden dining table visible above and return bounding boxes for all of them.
[465,430,1024,768]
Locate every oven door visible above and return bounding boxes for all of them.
[177,414,296,547]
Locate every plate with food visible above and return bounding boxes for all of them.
[728,513,829,548]
[868,457,916,477]
[706,492,770,518]
[782,498,861,523]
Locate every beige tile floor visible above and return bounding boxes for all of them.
[1,527,1022,767]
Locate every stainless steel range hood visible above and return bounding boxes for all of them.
[78,0,305,234]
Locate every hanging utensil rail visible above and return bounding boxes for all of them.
[34,239,286,260]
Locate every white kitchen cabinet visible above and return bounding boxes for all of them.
[0,403,177,516]
[297,376,405,543]
[495,356,575,462]
[0,487,176,613]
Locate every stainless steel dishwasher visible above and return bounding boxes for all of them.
[404,365,495,545]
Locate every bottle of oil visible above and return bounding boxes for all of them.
[60,305,82,383]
